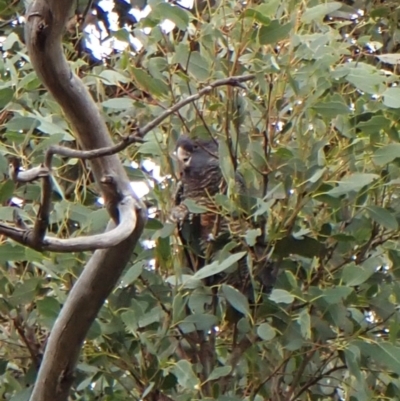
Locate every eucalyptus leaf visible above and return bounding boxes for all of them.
[222,284,250,315]
[191,252,246,280]
[301,2,342,23]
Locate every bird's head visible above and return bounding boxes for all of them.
[175,136,218,172]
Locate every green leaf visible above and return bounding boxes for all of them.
[181,314,218,331]
[341,262,376,286]
[327,173,379,197]
[323,287,353,304]
[170,360,200,390]
[218,140,235,185]
[257,322,276,341]
[85,209,109,233]
[121,260,145,285]
[138,305,163,328]
[207,366,232,382]
[373,144,400,165]
[301,2,342,23]
[245,228,261,246]
[121,309,142,333]
[131,67,169,97]
[377,54,400,65]
[269,289,294,304]
[0,243,26,263]
[153,3,189,30]
[183,199,208,213]
[98,69,130,85]
[255,1,281,17]
[356,342,400,375]
[222,284,250,315]
[335,62,386,94]
[382,87,400,108]
[243,9,271,26]
[258,21,292,45]
[112,28,130,43]
[36,297,60,319]
[191,252,246,280]
[8,387,32,401]
[9,278,42,306]
[313,100,350,117]
[345,345,362,381]
[297,308,311,340]
[36,119,70,137]
[0,180,15,203]
[102,98,134,109]
[0,87,13,108]
[172,293,187,324]
[357,115,391,135]
[187,51,210,81]
[34,133,68,153]
[166,274,202,288]
[366,205,398,230]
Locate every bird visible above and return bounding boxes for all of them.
[170,135,276,294]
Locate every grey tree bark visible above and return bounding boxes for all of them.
[24,1,147,400]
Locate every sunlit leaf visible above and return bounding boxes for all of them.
[382,87,400,108]
[153,3,189,30]
[257,323,276,341]
[377,54,400,64]
[301,2,342,23]
[102,98,134,109]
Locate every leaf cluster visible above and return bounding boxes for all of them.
[2,0,400,400]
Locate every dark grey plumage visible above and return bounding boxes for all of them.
[171,135,276,293]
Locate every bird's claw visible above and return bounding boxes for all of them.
[170,204,189,222]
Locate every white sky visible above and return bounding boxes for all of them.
[85,0,190,59]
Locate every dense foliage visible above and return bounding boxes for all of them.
[2,0,400,400]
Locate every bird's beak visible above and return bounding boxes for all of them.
[176,146,192,167]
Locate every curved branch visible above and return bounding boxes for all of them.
[45,74,256,162]
[0,196,136,252]
[24,1,147,401]
[10,164,49,182]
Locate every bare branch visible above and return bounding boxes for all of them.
[139,75,255,137]
[0,196,137,252]
[11,164,49,183]
[7,159,139,252]
[30,219,146,401]
[45,74,256,162]
[32,173,52,244]
[24,1,147,401]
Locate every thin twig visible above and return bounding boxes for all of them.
[46,74,256,162]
